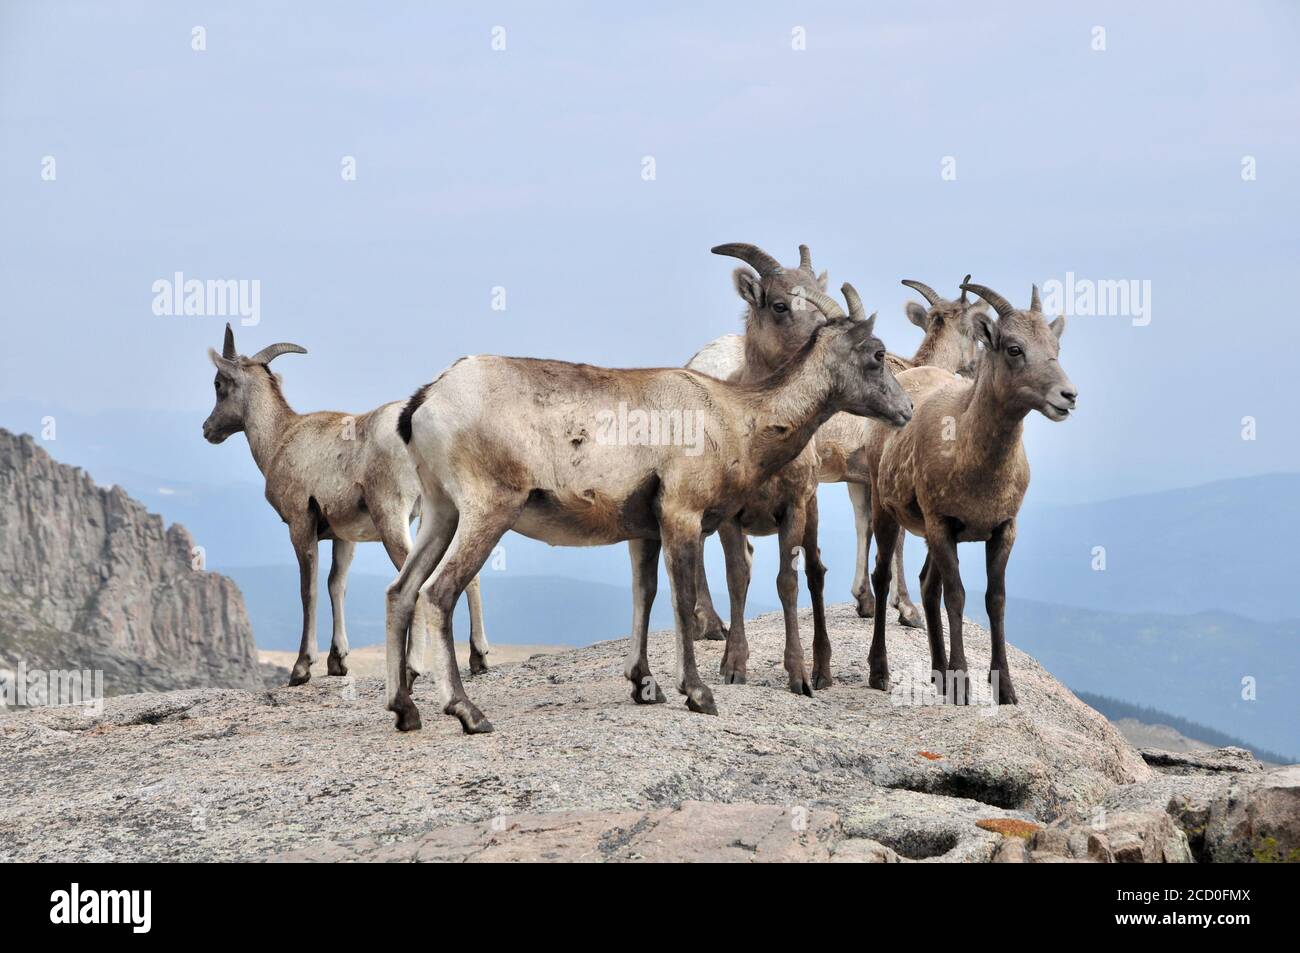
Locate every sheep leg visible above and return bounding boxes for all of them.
[466,575,490,674]
[419,497,526,734]
[985,519,1018,705]
[918,552,947,687]
[691,545,728,642]
[867,504,900,691]
[925,519,969,705]
[376,507,437,691]
[384,511,454,731]
[803,495,832,691]
[778,503,813,697]
[847,482,876,617]
[287,523,319,687]
[892,530,924,628]
[625,539,666,704]
[718,520,752,685]
[326,539,355,676]
[660,514,717,716]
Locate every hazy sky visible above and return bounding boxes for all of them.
[2,1,1298,503]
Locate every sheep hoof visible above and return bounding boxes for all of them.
[447,699,494,734]
[469,651,490,675]
[867,666,891,691]
[685,686,718,716]
[896,603,925,629]
[391,698,422,732]
[812,670,833,690]
[287,659,312,686]
[854,592,876,618]
[693,611,728,642]
[991,670,1018,705]
[326,652,348,677]
[788,677,814,699]
[720,666,746,685]
[629,675,666,704]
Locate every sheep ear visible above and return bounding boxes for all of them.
[1050,314,1067,340]
[817,269,829,291]
[733,268,763,309]
[209,348,240,377]
[972,311,999,351]
[222,323,237,359]
[905,301,929,329]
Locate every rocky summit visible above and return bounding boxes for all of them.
[4,603,1293,862]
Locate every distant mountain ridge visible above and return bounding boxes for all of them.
[4,399,1294,621]
[0,428,261,697]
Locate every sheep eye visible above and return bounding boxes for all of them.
[1006,345,1023,357]
[772,301,789,314]
[874,350,886,363]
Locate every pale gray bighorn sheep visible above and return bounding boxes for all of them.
[202,325,488,686]
[385,283,912,733]
[862,283,1076,704]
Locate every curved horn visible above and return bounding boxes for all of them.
[841,283,867,321]
[248,342,307,365]
[960,282,1016,319]
[958,274,972,304]
[900,279,942,307]
[222,323,237,359]
[1030,284,1042,312]
[799,244,814,272]
[711,243,784,277]
[792,285,845,319]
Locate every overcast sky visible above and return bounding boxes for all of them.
[2,1,1298,503]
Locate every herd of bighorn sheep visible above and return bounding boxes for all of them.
[204,243,1075,734]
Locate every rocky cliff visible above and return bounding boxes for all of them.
[0,428,261,696]
[2,604,1292,862]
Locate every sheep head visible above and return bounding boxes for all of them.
[202,323,307,443]
[900,275,989,376]
[712,242,831,373]
[960,282,1077,422]
[791,284,913,428]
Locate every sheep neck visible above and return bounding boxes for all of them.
[242,375,297,474]
[739,343,833,481]
[955,361,1026,472]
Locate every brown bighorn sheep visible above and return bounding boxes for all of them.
[201,325,488,686]
[673,242,831,648]
[639,242,838,695]
[386,284,912,733]
[684,271,983,667]
[842,277,988,626]
[863,283,1076,704]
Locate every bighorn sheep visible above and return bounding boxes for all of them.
[201,325,489,686]
[651,242,838,695]
[682,268,983,669]
[862,283,1076,703]
[386,284,912,733]
[841,278,988,626]
[674,242,829,648]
